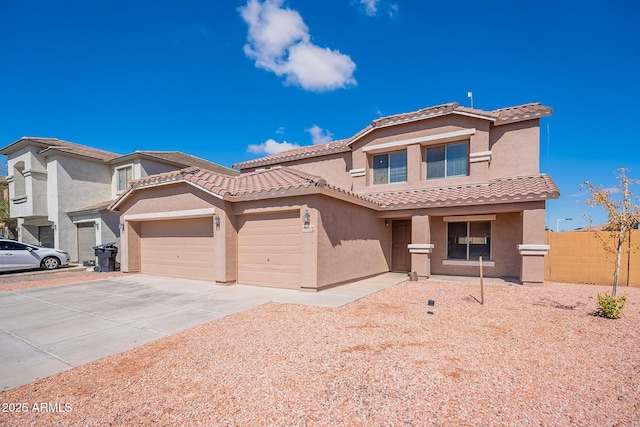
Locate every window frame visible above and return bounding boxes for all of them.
[116,165,133,193]
[426,141,469,180]
[371,150,407,185]
[446,220,492,261]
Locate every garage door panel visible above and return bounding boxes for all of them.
[238,212,301,289]
[140,218,215,281]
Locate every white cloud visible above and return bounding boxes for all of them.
[247,138,300,155]
[239,0,356,92]
[306,125,333,145]
[360,0,379,16]
[354,0,398,17]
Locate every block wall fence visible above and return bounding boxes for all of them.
[544,230,640,288]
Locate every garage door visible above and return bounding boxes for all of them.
[77,222,96,264]
[140,217,215,281]
[238,212,301,289]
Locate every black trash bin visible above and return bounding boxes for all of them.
[93,243,118,272]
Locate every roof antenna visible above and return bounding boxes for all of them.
[467,91,474,108]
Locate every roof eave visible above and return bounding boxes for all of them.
[38,147,114,163]
[379,192,559,211]
[0,138,52,156]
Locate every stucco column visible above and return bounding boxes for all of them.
[409,214,433,278]
[406,144,422,184]
[518,207,549,286]
[121,221,141,273]
[300,206,319,291]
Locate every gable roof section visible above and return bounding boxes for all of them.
[363,174,560,209]
[232,139,350,170]
[0,137,121,162]
[1,137,238,175]
[114,151,239,176]
[233,102,552,170]
[110,166,379,210]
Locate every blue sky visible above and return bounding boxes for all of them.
[1,0,638,229]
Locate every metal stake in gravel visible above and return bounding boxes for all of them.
[479,256,485,305]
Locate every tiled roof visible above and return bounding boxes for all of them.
[7,137,121,162]
[493,103,553,124]
[114,167,558,213]
[233,102,552,170]
[66,200,114,215]
[132,151,239,176]
[232,139,350,170]
[120,166,376,206]
[363,175,560,209]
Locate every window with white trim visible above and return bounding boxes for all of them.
[116,166,133,192]
[372,151,407,184]
[447,220,491,260]
[426,142,468,179]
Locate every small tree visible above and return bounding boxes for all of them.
[582,168,640,297]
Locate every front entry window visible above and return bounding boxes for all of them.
[447,220,491,260]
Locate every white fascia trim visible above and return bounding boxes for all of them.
[518,244,550,256]
[443,214,496,222]
[443,259,496,267]
[362,128,476,153]
[452,111,497,122]
[408,243,434,254]
[124,208,216,222]
[469,150,492,163]
[349,168,366,177]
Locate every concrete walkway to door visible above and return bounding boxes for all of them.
[0,272,407,391]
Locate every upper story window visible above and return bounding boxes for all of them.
[116,166,133,192]
[372,151,407,185]
[426,142,468,180]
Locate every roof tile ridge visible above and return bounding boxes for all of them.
[324,182,383,206]
[372,102,459,124]
[492,102,543,113]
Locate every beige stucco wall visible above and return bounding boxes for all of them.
[312,195,390,288]
[489,121,540,180]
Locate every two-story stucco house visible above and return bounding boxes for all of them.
[110,102,559,289]
[0,137,238,264]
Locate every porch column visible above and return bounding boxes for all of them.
[518,207,549,286]
[409,214,433,278]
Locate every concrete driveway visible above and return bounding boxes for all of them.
[0,272,407,391]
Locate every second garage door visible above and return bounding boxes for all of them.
[238,212,301,289]
[140,217,215,281]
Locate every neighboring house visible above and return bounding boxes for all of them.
[110,102,559,289]
[0,137,237,264]
[0,176,18,239]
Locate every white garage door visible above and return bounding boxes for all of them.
[77,222,96,264]
[238,212,301,289]
[140,217,215,281]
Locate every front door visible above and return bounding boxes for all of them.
[38,226,54,248]
[392,220,411,271]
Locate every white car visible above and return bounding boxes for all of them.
[0,239,71,272]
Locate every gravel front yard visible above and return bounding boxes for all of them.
[1,279,638,426]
